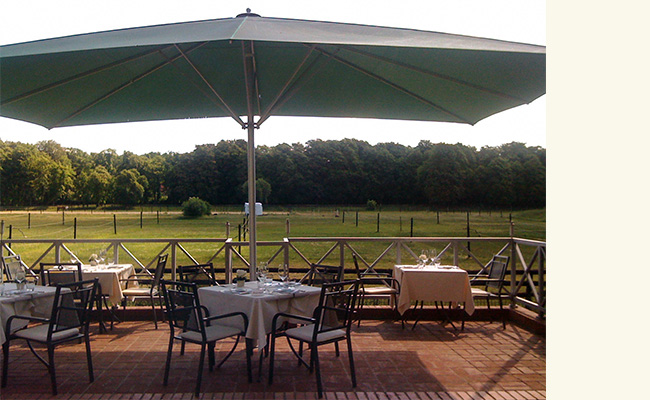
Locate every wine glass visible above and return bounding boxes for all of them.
[278,264,289,285]
[14,268,26,290]
[258,262,269,285]
[418,250,427,267]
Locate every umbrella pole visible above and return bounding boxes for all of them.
[243,40,258,281]
[246,121,257,280]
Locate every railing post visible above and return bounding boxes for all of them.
[283,238,290,268]
[225,238,233,283]
[171,240,177,281]
[113,241,120,264]
[538,244,545,319]
[396,240,402,264]
[339,240,345,274]
[55,241,61,263]
[509,223,517,309]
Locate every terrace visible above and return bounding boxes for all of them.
[1,235,545,399]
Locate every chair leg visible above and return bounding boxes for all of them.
[163,335,174,386]
[85,334,94,382]
[498,295,506,329]
[245,338,253,383]
[312,344,323,398]
[2,342,9,388]
[150,293,158,329]
[47,344,57,396]
[195,343,206,397]
[346,337,356,388]
[208,342,215,371]
[268,333,277,384]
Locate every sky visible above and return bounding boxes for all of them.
[0,0,545,155]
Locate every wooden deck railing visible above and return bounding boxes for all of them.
[1,236,545,318]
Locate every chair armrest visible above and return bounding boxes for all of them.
[359,277,401,292]
[271,312,314,332]
[205,311,249,331]
[5,315,50,336]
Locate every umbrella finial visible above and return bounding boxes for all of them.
[237,8,260,18]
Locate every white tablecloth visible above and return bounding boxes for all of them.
[81,264,135,304]
[199,282,321,348]
[394,265,475,316]
[0,284,59,345]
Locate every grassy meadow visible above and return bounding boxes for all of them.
[0,207,545,278]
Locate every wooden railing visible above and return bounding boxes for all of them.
[1,236,545,318]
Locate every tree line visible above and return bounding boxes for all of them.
[0,139,545,209]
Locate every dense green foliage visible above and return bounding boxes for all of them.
[0,139,545,208]
[182,197,212,217]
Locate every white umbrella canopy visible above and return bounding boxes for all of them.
[0,10,545,276]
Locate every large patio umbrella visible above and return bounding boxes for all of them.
[0,10,545,277]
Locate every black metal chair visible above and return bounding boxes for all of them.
[120,254,167,329]
[2,278,99,395]
[351,253,401,326]
[268,280,360,398]
[160,280,252,396]
[178,263,218,286]
[463,255,510,330]
[38,262,83,286]
[299,263,344,286]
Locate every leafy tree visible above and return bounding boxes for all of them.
[113,169,148,205]
[241,178,272,204]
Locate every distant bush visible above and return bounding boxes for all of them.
[366,199,378,211]
[182,197,211,218]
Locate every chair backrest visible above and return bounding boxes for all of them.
[40,262,83,286]
[178,263,218,286]
[3,255,23,281]
[160,280,205,338]
[312,280,359,339]
[152,254,168,288]
[49,279,98,339]
[301,263,343,286]
[485,255,509,291]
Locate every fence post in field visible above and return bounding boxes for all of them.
[355,211,359,227]
[113,214,117,234]
[74,218,77,239]
[28,213,31,229]
[466,211,471,252]
[157,210,160,224]
[286,219,290,236]
[437,211,440,224]
[342,211,345,223]
[62,209,65,225]
[410,218,414,237]
[226,222,230,238]
[376,213,380,233]
[140,211,143,229]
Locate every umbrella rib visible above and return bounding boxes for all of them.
[340,46,527,103]
[51,48,197,128]
[257,46,317,126]
[1,46,178,107]
[314,46,472,124]
[174,45,245,127]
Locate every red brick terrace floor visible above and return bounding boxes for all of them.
[0,318,545,399]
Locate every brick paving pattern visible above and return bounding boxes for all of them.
[0,319,545,399]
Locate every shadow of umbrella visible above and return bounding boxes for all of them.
[0,9,545,277]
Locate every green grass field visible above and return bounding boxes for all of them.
[0,207,545,275]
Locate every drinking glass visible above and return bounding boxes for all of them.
[278,264,289,285]
[258,262,268,281]
[15,268,26,290]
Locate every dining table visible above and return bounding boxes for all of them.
[198,281,321,349]
[79,264,135,305]
[0,283,59,345]
[394,264,475,327]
